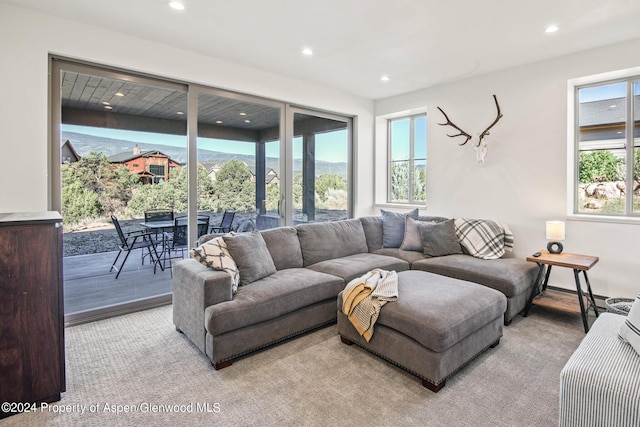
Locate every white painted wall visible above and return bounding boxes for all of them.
[375,37,640,299]
[0,4,374,215]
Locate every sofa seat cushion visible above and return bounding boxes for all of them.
[307,253,409,283]
[373,248,425,266]
[337,270,506,352]
[412,255,537,298]
[205,268,344,336]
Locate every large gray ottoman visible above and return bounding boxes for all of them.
[337,270,507,392]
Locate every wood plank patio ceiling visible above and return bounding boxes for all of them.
[61,71,281,131]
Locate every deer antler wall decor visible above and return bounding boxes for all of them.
[437,94,503,166]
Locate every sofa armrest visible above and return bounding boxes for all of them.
[172,258,233,353]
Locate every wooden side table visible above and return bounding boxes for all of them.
[524,250,599,333]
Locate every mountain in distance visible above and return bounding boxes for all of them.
[62,131,348,178]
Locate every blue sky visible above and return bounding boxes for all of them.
[62,124,348,163]
[579,81,640,103]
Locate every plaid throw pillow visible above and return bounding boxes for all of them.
[190,236,240,293]
[619,294,640,356]
[454,218,513,260]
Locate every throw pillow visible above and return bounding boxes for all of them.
[419,219,463,257]
[381,208,419,248]
[400,216,435,252]
[454,218,513,260]
[618,294,640,356]
[223,231,277,286]
[189,237,240,293]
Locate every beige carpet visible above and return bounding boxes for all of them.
[1,304,585,427]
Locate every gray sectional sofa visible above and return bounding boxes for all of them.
[172,215,538,370]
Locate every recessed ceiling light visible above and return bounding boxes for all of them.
[102,101,110,105]
[609,105,617,108]
[169,1,185,11]
[176,111,184,115]
[216,120,223,124]
[115,92,125,97]
[239,112,247,116]
[244,119,251,123]
[544,24,559,33]
[302,48,313,56]
[104,105,113,110]
[381,75,390,82]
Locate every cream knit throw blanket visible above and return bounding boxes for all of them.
[341,269,398,342]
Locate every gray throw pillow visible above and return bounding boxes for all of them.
[223,231,276,286]
[400,216,435,252]
[419,219,463,257]
[381,208,419,248]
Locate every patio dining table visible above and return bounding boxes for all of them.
[140,218,208,271]
[140,218,208,231]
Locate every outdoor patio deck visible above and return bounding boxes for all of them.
[63,250,174,324]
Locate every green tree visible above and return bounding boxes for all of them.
[61,182,102,224]
[315,174,347,203]
[211,159,255,212]
[293,173,303,209]
[61,152,139,224]
[127,164,216,215]
[390,162,409,202]
[414,167,426,202]
[578,151,624,183]
[265,183,280,212]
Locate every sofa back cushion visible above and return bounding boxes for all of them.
[360,216,384,252]
[296,219,368,266]
[261,227,303,270]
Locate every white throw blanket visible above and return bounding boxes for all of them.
[341,269,398,342]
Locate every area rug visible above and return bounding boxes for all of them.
[1,305,585,427]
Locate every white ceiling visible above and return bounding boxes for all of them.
[6,0,640,99]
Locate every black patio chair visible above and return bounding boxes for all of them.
[197,214,211,238]
[159,217,189,277]
[109,215,163,279]
[210,210,235,234]
[142,209,174,264]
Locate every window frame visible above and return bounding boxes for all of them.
[572,75,639,219]
[387,113,427,204]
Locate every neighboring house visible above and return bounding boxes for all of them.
[265,168,279,186]
[207,164,221,182]
[208,162,278,185]
[108,145,181,184]
[248,167,280,185]
[61,139,80,163]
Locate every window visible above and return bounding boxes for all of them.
[149,164,165,176]
[388,114,426,204]
[575,77,640,216]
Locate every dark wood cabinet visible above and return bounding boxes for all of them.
[0,212,65,418]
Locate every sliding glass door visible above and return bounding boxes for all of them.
[50,58,353,323]
[195,89,284,231]
[51,59,188,322]
[291,108,352,224]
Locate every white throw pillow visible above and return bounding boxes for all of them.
[190,236,240,293]
[618,294,640,355]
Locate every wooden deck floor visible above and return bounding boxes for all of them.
[63,250,174,316]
